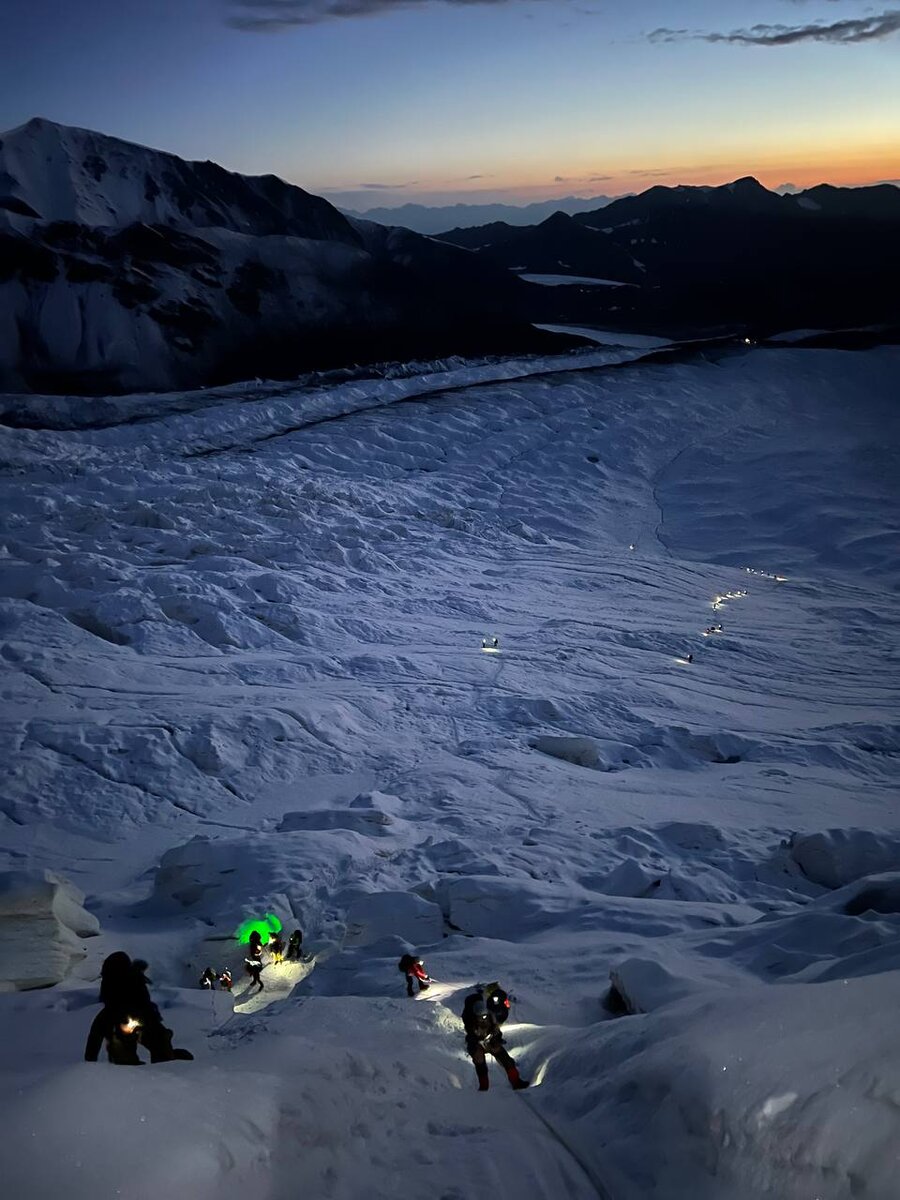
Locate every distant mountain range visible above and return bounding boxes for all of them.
[0,119,574,394]
[437,176,900,335]
[340,195,614,235]
[2,121,898,395]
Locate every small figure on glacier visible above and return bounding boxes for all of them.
[461,987,529,1092]
[268,931,285,965]
[245,942,265,992]
[218,968,233,991]
[481,636,500,650]
[398,953,432,997]
[286,928,304,961]
[199,967,217,990]
[686,653,693,664]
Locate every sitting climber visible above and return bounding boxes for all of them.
[398,953,432,997]
[461,987,528,1092]
[84,1008,144,1066]
[218,968,233,991]
[86,952,192,1064]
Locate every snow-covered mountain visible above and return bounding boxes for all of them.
[0,117,356,240]
[0,120,570,394]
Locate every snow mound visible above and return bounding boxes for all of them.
[0,871,99,991]
[343,890,444,947]
[608,955,731,1014]
[790,828,900,889]
[542,971,900,1200]
[0,1064,275,1200]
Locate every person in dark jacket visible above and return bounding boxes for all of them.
[199,967,217,990]
[86,952,192,1064]
[398,954,431,998]
[482,981,512,1026]
[245,942,265,993]
[268,932,285,965]
[286,929,303,961]
[461,987,528,1091]
[84,1009,144,1065]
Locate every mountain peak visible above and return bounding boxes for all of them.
[727,176,768,193]
[0,119,358,244]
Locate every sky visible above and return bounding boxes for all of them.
[0,0,898,208]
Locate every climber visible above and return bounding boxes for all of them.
[199,967,217,990]
[286,928,304,961]
[398,953,432,997]
[482,981,512,1026]
[268,931,285,965]
[245,943,265,992]
[461,987,529,1092]
[85,952,192,1064]
[219,968,233,991]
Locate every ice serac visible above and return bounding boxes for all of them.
[790,828,900,889]
[0,870,100,991]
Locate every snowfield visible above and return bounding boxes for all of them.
[0,344,898,1199]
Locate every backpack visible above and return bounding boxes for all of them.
[398,954,415,973]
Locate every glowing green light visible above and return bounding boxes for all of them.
[235,913,282,944]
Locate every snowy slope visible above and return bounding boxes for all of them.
[0,345,898,1198]
[0,121,569,393]
[0,118,358,240]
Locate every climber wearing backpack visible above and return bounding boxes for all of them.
[482,981,512,1026]
[85,952,193,1065]
[268,931,285,965]
[461,986,529,1092]
[398,953,432,997]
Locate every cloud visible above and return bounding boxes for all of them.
[226,0,535,30]
[776,182,801,193]
[589,174,613,182]
[627,168,671,177]
[360,180,418,189]
[649,9,900,46]
[553,175,569,183]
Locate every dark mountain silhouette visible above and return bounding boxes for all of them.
[439,211,643,283]
[435,177,900,336]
